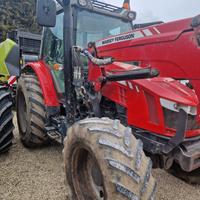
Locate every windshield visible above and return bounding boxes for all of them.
[42,10,132,64]
[76,10,132,47]
[47,10,132,49]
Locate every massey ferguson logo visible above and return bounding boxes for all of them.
[96,31,144,47]
[102,33,135,45]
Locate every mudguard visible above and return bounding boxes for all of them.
[0,39,20,82]
[22,61,59,107]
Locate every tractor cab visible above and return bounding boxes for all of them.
[40,0,135,101]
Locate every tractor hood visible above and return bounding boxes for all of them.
[134,78,199,107]
[96,17,193,53]
[105,62,199,107]
[0,39,20,81]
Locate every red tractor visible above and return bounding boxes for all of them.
[15,0,156,199]
[15,0,200,198]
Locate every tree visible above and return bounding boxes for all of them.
[0,0,41,33]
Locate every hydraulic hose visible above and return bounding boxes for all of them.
[73,46,159,82]
[73,46,114,65]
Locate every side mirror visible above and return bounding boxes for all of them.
[36,0,57,27]
[192,15,200,28]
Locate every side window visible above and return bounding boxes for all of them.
[41,13,65,95]
[42,13,64,67]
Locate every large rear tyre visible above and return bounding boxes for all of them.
[16,73,49,147]
[64,118,156,200]
[0,87,14,153]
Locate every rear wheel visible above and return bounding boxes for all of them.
[16,73,49,147]
[64,118,156,200]
[0,87,14,153]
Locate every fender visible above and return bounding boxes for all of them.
[22,60,59,107]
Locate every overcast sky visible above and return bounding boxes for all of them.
[110,0,200,23]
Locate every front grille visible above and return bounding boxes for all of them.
[145,92,159,124]
[163,108,200,130]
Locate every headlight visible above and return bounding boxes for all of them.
[127,11,136,21]
[160,98,197,116]
[78,0,88,7]
[121,10,137,21]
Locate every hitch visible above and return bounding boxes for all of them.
[45,116,68,144]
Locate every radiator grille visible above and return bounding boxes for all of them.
[163,108,200,130]
[145,92,159,124]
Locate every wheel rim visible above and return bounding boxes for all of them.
[17,89,28,134]
[71,147,105,200]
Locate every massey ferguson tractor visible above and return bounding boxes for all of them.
[14,0,200,199]
[15,0,156,199]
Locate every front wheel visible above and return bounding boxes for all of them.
[63,118,156,200]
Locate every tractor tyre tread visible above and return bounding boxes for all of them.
[17,73,49,148]
[63,118,156,200]
[0,87,14,154]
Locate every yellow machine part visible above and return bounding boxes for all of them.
[0,39,16,82]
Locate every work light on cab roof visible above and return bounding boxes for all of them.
[78,0,88,6]
[122,0,136,20]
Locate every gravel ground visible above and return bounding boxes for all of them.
[1,114,200,200]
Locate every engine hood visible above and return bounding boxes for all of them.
[105,62,199,107]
